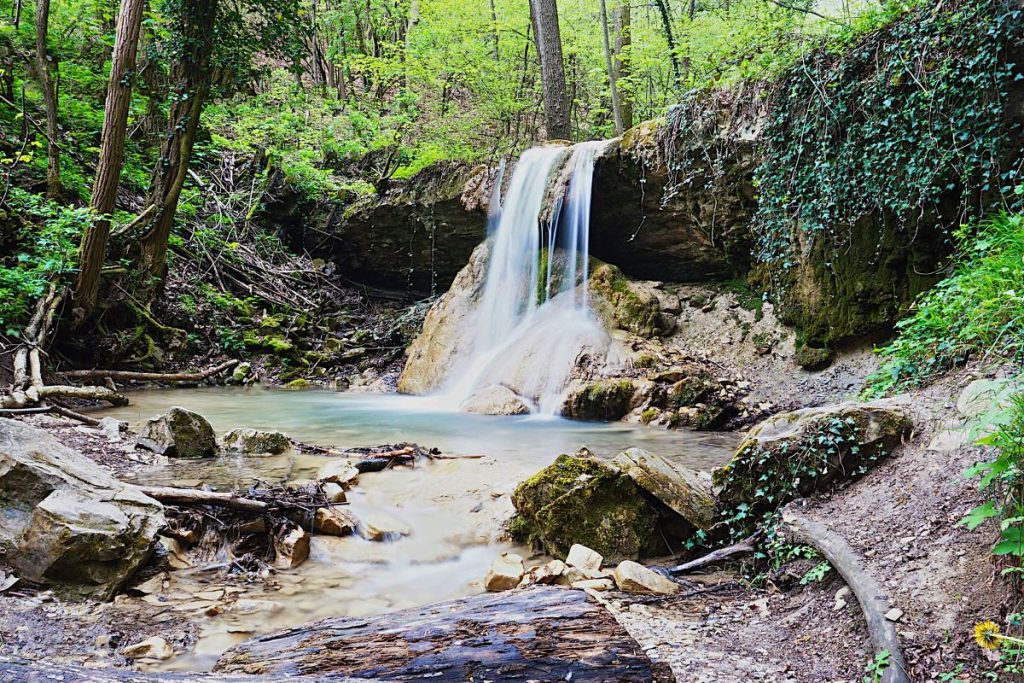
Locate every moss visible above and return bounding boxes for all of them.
[639,408,659,424]
[633,353,658,369]
[795,345,835,371]
[565,379,635,421]
[282,378,313,390]
[589,263,665,337]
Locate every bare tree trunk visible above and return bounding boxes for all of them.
[599,0,623,135]
[74,0,146,320]
[34,0,61,198]
[529,0,571,141]
[612,3,632,130]
[136,0,218,291]
[653,0,681,87]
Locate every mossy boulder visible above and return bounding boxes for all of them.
[562,380,637,421]
[137,407,217,459]
[712,400,912,513]
[221,428,290,455]
[794,345,835,371]
[510,453,665,562]
[589,264,667,338]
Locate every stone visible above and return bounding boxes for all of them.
[321,482,347,503]
[97,417,123,443]
[713,400,912,511]
[562,379,637,421]
[957,378,1020,420]
[794,345,835,371]
[460,385,532,416]
[137,407,217,459]
[612,561,679,596]
[611,448,716,530]
[566,544,603,573]
[356,509,412,541]
[0,419,165,600]
[520,560,568,586]
[221,428,290,455]
[571,578,614,591]
[510,453,666,562]
[314,507,358,536]
[885,608,904,622]
[273,525,310,569]
[122,636,173,660]
[318,461,360,486]
[484,553,525,591]
[589,264,669,338]
[231,362,252,383]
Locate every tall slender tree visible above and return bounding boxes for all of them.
[529,0,571,141]
[34,0,61,198]
[599,0,623,135]
[612,3,632,130]
[653,0,681,87]
[74,0,147,319]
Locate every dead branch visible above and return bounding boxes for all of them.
[64,359,239,384]
[138,486,269,512]
[669,534,759,575]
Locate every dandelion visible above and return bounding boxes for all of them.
[975,621,1002,650]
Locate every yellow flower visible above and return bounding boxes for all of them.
[975,620,1002,650]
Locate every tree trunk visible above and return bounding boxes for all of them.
[612,3,632,130]
[599,0,624,135]
[653,0,681,87]
[529,0,571,141]
[34,0,61,198]
[136,0,218,291]
[74,0,146,319]
[488,0,500,61]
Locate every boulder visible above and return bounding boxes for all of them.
[318,461,360,487]
[611,448,716,530]
[612,561,679,595]
[484,553,525,591]
[314,507,357,536]
[122,636,174,660]
[461,385,531,416]
[221,428,290,455]
[562,379,637,421]
[0,418,165,600]
[589,264,669,338]
[321,482,347,503]
[355,509,412,541]
[565,544,603,573]
[521,559,568,586]
[137,407,217,459]
[273,524,310,569]
[510,453,665,562]
[794,345,835,371]
[231,362,252,383]
[713,400,912,513]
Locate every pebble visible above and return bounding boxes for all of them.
[884,608,904,622]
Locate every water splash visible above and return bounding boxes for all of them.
[441,140,612,415]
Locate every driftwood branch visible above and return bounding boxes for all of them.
[137,486,269,513]
[669,534,759,575]
[64,359,239,383]
[781,509,909,683]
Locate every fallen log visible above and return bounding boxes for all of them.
[782,508,909,683]
[0,656,327,682]
[670,534,759,575]
[215,586,672,681]
[64,359,239,383]
[0,384,128,409]
[138,486,268,512]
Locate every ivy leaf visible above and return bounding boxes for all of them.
[993,526,1024,557]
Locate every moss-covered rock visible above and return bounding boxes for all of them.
[794,345,835,371]
[589,264,667,338]
[712,400,912,513]
[137,407,217,459]
[562,380,637,421]
[510,453,666,562]
[221,428,290,455]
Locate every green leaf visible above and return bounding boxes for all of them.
[959,501,998,530]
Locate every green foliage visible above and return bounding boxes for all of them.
[867,213,1024,395]
[0,189,92,333]
[754,0,1024,271]
[862,650,891,683]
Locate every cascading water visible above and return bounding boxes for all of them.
[441,140,612,416]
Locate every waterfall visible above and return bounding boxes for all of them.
[441,141,611,416]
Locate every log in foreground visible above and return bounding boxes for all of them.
[215,586,672,682]
[782,509,910,683]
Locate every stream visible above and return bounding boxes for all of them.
[99,387,738,671]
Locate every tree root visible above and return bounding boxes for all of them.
[781,508,910,683]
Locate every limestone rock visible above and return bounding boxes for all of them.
[137,407,217,459]
[589,264,668,338]
[612,561,679,595]
[273,524,310,569]
[122,636,174,660]
[485,553,525,591]
[611,448,716,530]
[321,482,347,503]
[562,379,637,421]
[314,507,358,536]
[0,418,165,600]
[510,453,665,562]
[221,428,290,455]
[356,509,412,542]
[565,544,603,573]
[318,461,360,486]
[571,578,614,591]
[520,560,567,586]
[460,385,531,416]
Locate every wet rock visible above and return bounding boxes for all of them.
[510,453,665,562]
[612,561,679,595]
[321,482,347,503]
[318,461,360,486]
[485,553,525,591]
[137,407,217,459]
[611,448,716,531]
[0,418,165,600]
[566,544,603,573]
[273,524,310,569]
[713,400,912,512]
[221,428,290,455]
[461,385,531,416]
[589,264,669,338]
[231,362,252,383]
[356,509,412,541]
[562,379,637,421]
[314,507,358,536]
[122,636,174,660]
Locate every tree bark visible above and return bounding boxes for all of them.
[612,3,632,130]
[136,0,218,291]
[34,0,61,198]
[599,0,624,135]
[529,0,571,141]
[74,0,146,319]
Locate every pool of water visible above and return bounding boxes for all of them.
[97,387,738,671]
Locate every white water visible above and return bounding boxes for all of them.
[442,141,612,415]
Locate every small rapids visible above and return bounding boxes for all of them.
[440,141,615,416]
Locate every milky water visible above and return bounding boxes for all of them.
[99,387,737,671]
